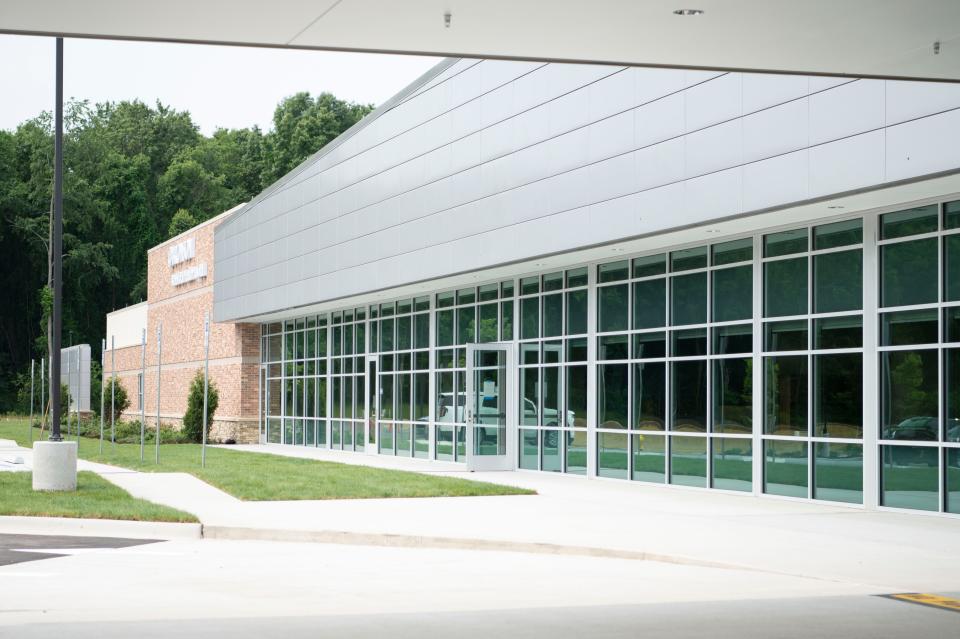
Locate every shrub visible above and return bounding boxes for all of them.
[182,370,218,443]
[102,377,130,425]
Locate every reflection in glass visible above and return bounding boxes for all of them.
[814,219,862,250]
[945,349,960,442]
[881,309,938,346]
[764,228,807,257]
[672,360,706,432]
[478,304,498,342]
[567,429,588,475]
[815,316,862,349]
[599,334,629,360]
[543,294,563,337]
[599,260,629,282]
[764,257,808,317]
[521,297,539,339]
[713,265,752,321]
[599,284,629,332]
[764,440,808,497]
[566,366,588,427]
[566,290,588,335]
[436,310,454,347]
[881,445,939,511]
[542,429,562,472]
[670,436,707,487]
[671,272,707,326]
[712,438,752,492]
[764,320,807,352]
[598,432,628,479]
[880,205,938,239]
[814,443,862,504]
[814,354,862,438]
[521,367,538,426]
[814,250,862,313]
[713,324,752,354]
[947,449,960,514]
[633,254,666,278]
[633,362,666,431]
[713,358,752,434]
[672,328,707,357]
[945,235,960,302]
[764,356,807,436]
[881,350,937,441]
[633,332,666,359]
[712,237,753,266]
[633,279,666,329]
[881,239,937,307]
[599,364,628,429]
[520,429,538,470]
[632,434,665,482]
[671,246,707,272]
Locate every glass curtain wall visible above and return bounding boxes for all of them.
[518,268,589,474]
[330,308,365,451]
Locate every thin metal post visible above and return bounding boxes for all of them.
[49,37,64,442]
[140,328,146,462]
[202,313,210,468]
[156,323,162,464]
[110,335,115,449]
[40,358,45,433]
[74,349,80,444]
[65,352,71,437]
[29,359,35,442]
[99,338,105,454]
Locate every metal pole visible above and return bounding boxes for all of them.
[110,335,115,449]
[65,352,71,437]
[29,359,35,442]
[99,338,105,454]
[202,313,210,468]
[140,328,146,462]
[49,37,64,442]
[156,322,162,464]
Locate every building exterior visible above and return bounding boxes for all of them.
[105,204,261,442]
[110,58,960,516]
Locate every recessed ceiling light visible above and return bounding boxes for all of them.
[673,9,704,16]
[828,205,845,210]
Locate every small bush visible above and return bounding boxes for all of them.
[102,377,130,425]
[182,370,218,443]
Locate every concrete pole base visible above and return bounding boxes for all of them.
[32,441,78,491]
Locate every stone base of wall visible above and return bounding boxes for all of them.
[118,412,259,444]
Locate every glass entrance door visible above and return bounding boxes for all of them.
[466,343,515,471]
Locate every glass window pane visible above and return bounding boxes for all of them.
[478,283,498,302]
[764,228,808,257]
[566,289,587,335]
[712,238,753,266]
[597,432,628,479]
[543,271,563,292]
[633,332,666,359]
[764,440,808,497]
[566,365,588,427]
[881,445,939,511]
[633,254,666,278]
[672,360,706,432]
[501,300,514,340]
[712,358,752,434]
[881,205,938,239]
[543,294,563,337]
[946,200,960,230]
[814,316,862,349]
[567,430,588,475]
[713,324,752,354]
[814,353,862,438]
[566,337,588,362]
[814,443,862,504]
[599,334,629,360]
[881,238,937,307]
[456,288,475,305]
[598,364,628,429]
[436,310,454,347]
[880,309,938,346]
[520,368,538,426]
[415,314,430,349]
[764,257,808,317]
[947,449,960,514]
[881,350,938,441]
[566,267,588,288]
[633,361,666,431]
[670,436,707,487]
[764,355,807,436]
[712,438,752,492]
[457,306,475,345]
[672,328,707,357]
[542,367,561,427]
[633,279,666,329]
[437,291,454,309]
[671,246,707,272]
[396,316,411,351]
[814,219,863,250]
[946,349,960,442]
[945,235,960,302]
[520,276,539,295]
[671,272,707,326]
[712,265,752,321]
[478,303,498,343]
[598,260,629,283]
[764,320,807,352]
[598,284,629,332]
[520,429,538,470]
[521,297,539,339]
[814,249,862,313]
[632,434,665,483]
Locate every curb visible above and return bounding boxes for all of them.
[0,516,202,540]
[201,525,745,571]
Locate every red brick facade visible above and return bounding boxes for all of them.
[105,206,260,443]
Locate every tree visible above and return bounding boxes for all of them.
[167,208,197,238]
[102,376,130,425]
[182,370,218,443]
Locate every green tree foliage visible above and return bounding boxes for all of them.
[103,376,130,425]
[167,208,198,238]
[182,370,219,443]
[0,93,371,410]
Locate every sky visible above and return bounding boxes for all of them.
[0,34,440,135]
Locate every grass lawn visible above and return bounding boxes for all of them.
[0,471,197,522]
[0,418,534,501]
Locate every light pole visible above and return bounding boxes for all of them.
[48,37,64,442]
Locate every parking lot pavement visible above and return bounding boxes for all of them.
[0,533,158,567]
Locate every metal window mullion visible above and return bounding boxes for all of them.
[807,242,814,499]
[752,233,764,497]
[938,205,946,511]
[586,265,598,478]
[861,212,880,508]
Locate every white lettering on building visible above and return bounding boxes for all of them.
[168,237,196,267]
[171,262,208,286]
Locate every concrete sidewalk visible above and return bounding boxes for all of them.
[5,441,960,592]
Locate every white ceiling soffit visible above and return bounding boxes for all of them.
[1,1,958,82]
